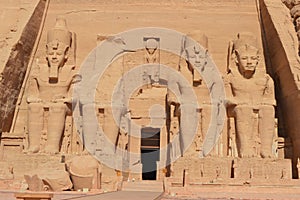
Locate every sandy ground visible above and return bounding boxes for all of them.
[0,190,162,200]
[2,185,300,200]
[163,185,300,200]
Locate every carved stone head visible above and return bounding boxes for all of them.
[145,38,158,55]
[46,16,72,81]
[233,33,259,78]
[292,0,300,6]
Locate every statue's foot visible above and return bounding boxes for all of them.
[260,151,275,159]
[25,146,40,154]
[44,146,59,155]
[46,150,59,155]
[240,151,255,158]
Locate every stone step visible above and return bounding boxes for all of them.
[122,180,163,192]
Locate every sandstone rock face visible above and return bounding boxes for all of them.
[261,0,300,178]
[0,0,299,193]
[0,0,45,132]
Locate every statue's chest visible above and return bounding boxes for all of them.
[230,77,266,94]
[38,65,73,82]
[36,65,74,94]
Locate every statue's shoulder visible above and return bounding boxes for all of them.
[225,70,240,83]
[58,65,77,82]
[30,62,44,78]
[264,73,275,86]
[264,73,272,79]
[64,64,76,72]
[261,73,273,82]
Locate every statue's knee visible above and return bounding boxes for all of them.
[49,103,66,113]
[82,103,94,113]
[259,105,274,116]
[234,105,252,116]
[28,103,43,113]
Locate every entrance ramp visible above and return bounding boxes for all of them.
[122,180,163,192]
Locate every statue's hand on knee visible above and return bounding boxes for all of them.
[51,98,70,103]
[27,97,42,104]
[51,95,71,103]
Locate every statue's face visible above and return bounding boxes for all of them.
[236,48,259,73]
[293,0,300,5]
[296,17,300,28]
[46,41,68,68]
[46,41,69,81]
[145,39,158,55]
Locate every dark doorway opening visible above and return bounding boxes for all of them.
[141,149,159,180]
[141,128,160,180]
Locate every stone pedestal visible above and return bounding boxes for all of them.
[172,157,232,183]
[233,158,292,181]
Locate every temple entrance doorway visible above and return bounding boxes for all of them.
[141,127,160,180]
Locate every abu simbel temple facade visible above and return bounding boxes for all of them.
[1,0,300,198]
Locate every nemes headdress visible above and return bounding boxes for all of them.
[47,16,72,47]
[233,32,258,53]
[227,32,260,73]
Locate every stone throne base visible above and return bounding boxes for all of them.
[232,158,292,185]
[168,157,294,187]
[171,157,233,183]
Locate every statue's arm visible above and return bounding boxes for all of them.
[224,73,237,107]
[61,68,81,104]
[27,66,41,103]
[263,75,276,106]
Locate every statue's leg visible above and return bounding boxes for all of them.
[103,106,122,154]
[44,103,66,154]
[82,103,98,154]
[258,105,275,158]
[27,103,43,153]
[201,104,212,155]
[179,103,197,155]
[234,105,255,157]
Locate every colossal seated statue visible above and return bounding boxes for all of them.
[26,17,80,154]
[225,32,276,158]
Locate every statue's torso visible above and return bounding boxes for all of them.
[35,64,75,102]
[229,73,268,106]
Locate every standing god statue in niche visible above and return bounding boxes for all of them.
[143,38,160,86]
[225,32,276,158]
[26,17,80,154]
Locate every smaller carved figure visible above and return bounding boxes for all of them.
[118,113,129,154]
[144,38,160,85]
[169,119,181,160]
[297,158,300,178]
